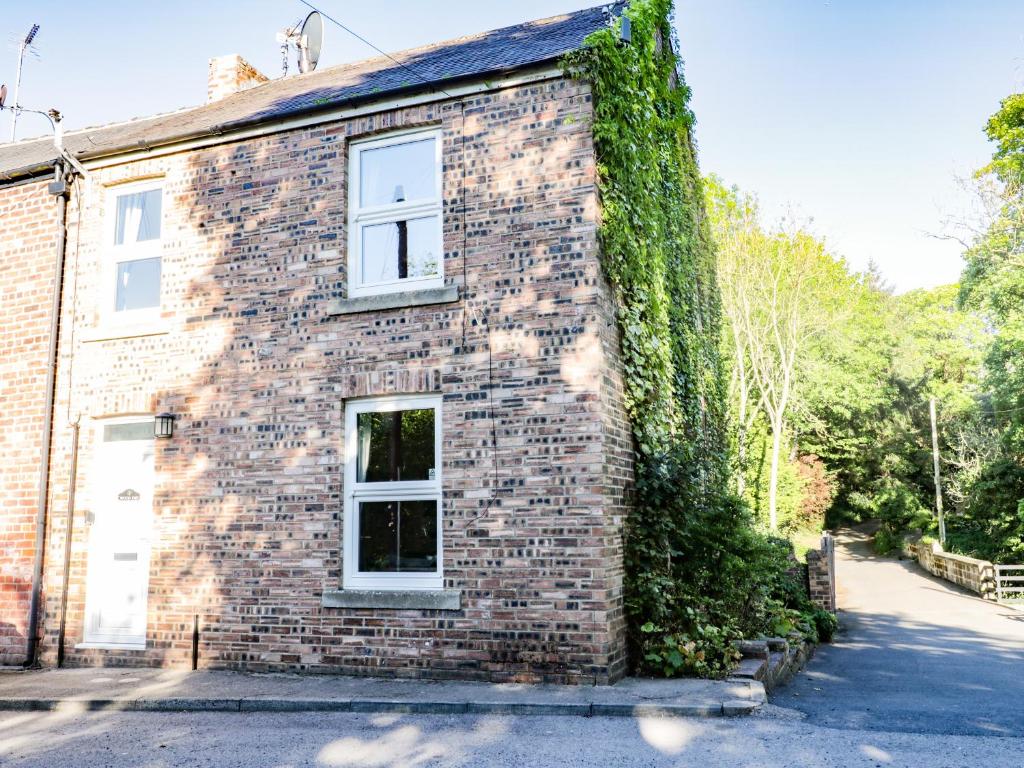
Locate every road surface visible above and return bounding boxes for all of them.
[3,529,1023,766]
[1,706,1022,767]
[775,528,1024,736]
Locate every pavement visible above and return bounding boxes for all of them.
[5,530,1024,766]
[0,666,763,718]
[773,527,1024,736]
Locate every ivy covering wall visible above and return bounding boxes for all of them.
[567,0,810,675]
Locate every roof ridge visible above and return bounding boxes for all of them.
[304,1,616,79]
[0,2,620,178]
[208,2,617,106]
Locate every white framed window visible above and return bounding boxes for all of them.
[347,128,443,298]
[104,180,164,324]
[343,394,443,591]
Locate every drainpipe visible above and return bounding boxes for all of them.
[25,158,71,667]
[56,418,81,667]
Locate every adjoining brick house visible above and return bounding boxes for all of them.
[0,4,640,682]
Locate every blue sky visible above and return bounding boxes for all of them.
[5,1,1022,291]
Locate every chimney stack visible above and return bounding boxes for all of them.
[207,54,269,104]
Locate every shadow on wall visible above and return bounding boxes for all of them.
[51,73,616,680]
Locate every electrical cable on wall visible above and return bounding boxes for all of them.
[297,0,455,99]
[455,100,502,529]
[298,0,500,527]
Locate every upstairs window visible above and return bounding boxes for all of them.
[347,129,443,298]
[108,181,163,319]
[343,395,443,591]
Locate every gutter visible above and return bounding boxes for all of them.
[25,159,72,667]
[0,61,566,182]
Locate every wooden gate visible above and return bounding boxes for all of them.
[995,565,1024,604]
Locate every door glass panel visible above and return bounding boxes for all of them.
[356,407,435,482]
[357,499,437,572]
[359,138,435,207]
[104,421,154,442]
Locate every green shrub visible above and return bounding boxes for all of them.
[811,609,839,642]
[873,527,902,555]
[639,620,742,679]
[874,478,928,531]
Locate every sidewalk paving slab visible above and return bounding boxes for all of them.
[0,667,764,719]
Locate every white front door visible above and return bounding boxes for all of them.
[83,418,155,648]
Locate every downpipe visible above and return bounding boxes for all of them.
[25,160,71,667]
[56,418,81,668]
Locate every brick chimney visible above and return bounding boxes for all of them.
[207,54,269,104]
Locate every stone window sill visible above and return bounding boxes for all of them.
[327,286,460,316]
[75,641,147,651]
[321,589,461,611]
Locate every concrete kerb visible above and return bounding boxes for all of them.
[0,695,765,718]
[0,669,768,719]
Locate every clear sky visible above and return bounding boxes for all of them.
[5,1,1022,292]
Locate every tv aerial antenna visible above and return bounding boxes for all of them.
[8,23,40,142]
[277,11,324,77]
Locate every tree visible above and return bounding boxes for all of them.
[708,179,839,529]
[706,179,762,497]
[937,92,1024,562]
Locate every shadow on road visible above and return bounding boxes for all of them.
[772,529,1024,736]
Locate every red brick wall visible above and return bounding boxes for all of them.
[0,179,59,665]
[32,75,634,682]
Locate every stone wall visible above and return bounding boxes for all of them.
[806,534,836,613]
[19,75,634,683]
[0,178,60,665]
[902,538,996,600]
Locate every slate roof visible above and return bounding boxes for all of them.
[0,2,623,182]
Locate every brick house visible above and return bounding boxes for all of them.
[0,4,639,683]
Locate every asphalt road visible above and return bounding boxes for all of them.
[2,707,1023,768]
[4,529,1023,767]
[774,529,1024,736]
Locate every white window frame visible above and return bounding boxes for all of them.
[347,127,444,299]
[103,179,164,327]
[343,394,443,591]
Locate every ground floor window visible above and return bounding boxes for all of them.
[343,394,442,590]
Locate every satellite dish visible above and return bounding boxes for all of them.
[0,84,6,109]
[297,11,324,74]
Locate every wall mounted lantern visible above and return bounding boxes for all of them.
[154,413,176,439]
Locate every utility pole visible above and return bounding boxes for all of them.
[929,397,947,546]
[10,23,40,142]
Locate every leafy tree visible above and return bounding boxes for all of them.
[708,179,843,530]
[940,92,1024,562]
